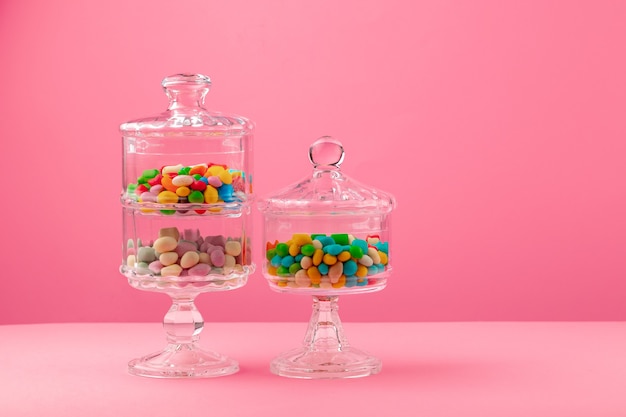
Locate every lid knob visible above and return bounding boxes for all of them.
[308,136,345,169]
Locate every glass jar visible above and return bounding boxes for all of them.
[258,136,395,294]
[118,74,254,378]
[120,74,255,286]
[258,136,396,379]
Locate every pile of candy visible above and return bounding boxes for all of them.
[125,227,250,278]
[125,163,247,213]
[265,233,389,289]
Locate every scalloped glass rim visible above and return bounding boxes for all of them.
[121,265,253,291]
[121,198,251,215]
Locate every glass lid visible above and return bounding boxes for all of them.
[258,136,396,215]
[119,73,254,136]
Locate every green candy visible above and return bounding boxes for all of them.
[188,190,204,203]
[178,166,191,175]
[331,233,349,245]
[300,244,315,257]
[266,249,277,261]
[349,245,364,259]
[276,266,290,277]
[288,263,302,274]
[127,183,138,195]
[275,243,289,257]
[141,168,160,179]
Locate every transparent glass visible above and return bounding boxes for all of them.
[258,137,396,378]
[119,74,254,378]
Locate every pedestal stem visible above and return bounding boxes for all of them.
[127,293,238,378]
[164,295,203,345]
[269,295,381,379]
[303,296,348,351]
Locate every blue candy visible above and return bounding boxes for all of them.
[318,263,329,275]
[270,255,283,267]
[367,265,379,275]
[315,236,335,247]
[324,244,343,256]
[343,260,358,276]
[218,183,235,202]
[281,255,295,267]
[356,278,368,286]
[352,239,368,253]
[295,254,303,262]
[345,276,358,287]
[375,242,389,254]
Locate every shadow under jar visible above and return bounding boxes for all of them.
[258,136,396,379]
[119,74,254,378]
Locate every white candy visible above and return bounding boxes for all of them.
[358,254,374,267]
[161,164,183,175]
[300,256,313,269]
[198,252,211,265]
[180,251,200,269]
[224,254,236,268]
[160,264,182,277]
[225,240,242,256]
[159,251,179,266]
[153,236,177,253]
[367,247,381,264]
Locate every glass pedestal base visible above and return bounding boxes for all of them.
[128,342,238,378]
[271,346,380,379]
[271,295,381,379]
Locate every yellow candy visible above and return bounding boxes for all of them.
[289,243,300,257]
[277,280,288,287]
[204,185,218,203]
[337,251,351,262]
[378,251,388,265]
[332,275,346,288]
[206,165,225,176]
[176,186,190,197]
[323,254,337,265]
[307,266,321,284]
[312,249,324,266]
[267,266,278,276]
[356,264,368,278]
[219,170,233,185]
[157,190,178,204]
[292,233,313,246]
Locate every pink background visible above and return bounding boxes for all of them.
[1,0,625,324]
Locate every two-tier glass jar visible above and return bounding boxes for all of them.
[258,136,396,378]
[119,74,254,378]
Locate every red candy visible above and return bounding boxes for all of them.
[190,180,207,191]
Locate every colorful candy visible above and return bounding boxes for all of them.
[125,163,247,214]
[125,227,250,277]
[265,233,389,289]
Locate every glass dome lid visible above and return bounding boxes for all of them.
[119,73,254,136]
[258,136,396,215]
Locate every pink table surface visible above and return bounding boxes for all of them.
[1,322,625,416]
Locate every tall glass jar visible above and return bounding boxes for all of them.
[119,74,254,378]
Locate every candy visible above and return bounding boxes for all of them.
[225,240,242,257]
[210,249,225,267]
[125,162,248,213]
[265,233,390,289]
[153,236,177,253]
[159,251,179,266]
[172,175,193,187]
[124,227,250,278]
[160,264,182,277]
[157,190,178,204]
[180,251,200,269]
[137,246,156,263]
